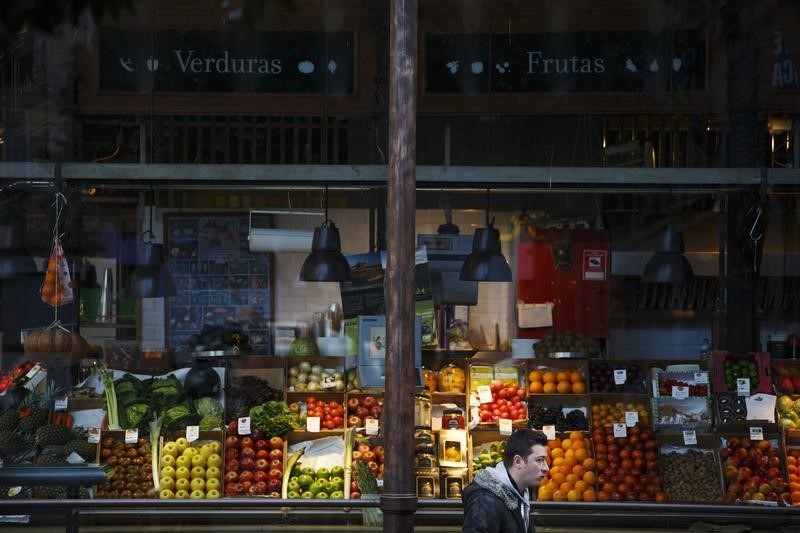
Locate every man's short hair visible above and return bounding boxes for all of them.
[503,428,549,467]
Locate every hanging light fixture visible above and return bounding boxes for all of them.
[125,201,177,298]
[460,189,512,282]
[299,186,351,282]
[642,194,694,285]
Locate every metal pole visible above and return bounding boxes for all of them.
[383,0,418,531]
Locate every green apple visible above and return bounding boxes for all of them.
[160,466,176,480]
[315,479,329,492]
[329,490,344,499]
[191,454,206,468]
[175,467,191,480]
[206,489,221,499]
[182,446,198,458]
[189,489,205,499]
[287,480,300,494]
[301,466,315,477]
[175,456,191,469]
[207,454,222,468]
[160,454,176,468]
[315,467,331,480]
[297,474,314,489]
[175,489,190,499]
[330,465,344,478]
[162,442,178,457]
[159,489,175,499]
[329,477,344,492]
[316,491,329,499]
[300,491,314,499]
[287,490,301,499]
[308,481,324,496]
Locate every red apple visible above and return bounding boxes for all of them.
[268,448,283,461]
[225,436,239,448]
[266,478,281,493]
[350,491,361,499]
[240,437,254,449]
[255,458,270,472]
[347,415,361,427]
[373,445,384,458]
[241,480,253,493]
[254,470,269,483]
[239,470,255,483]
[347,397,360,409]
[225,448,239,460]
[255,439,269,451]
[370,405,382,417]
[268,436,284,450]
[256,449,270,460]
[352,451,362,461]
[240,447,256,459]
[356,443,371,453]
[251,428,264,441]
[362,451,377,462]
[362,396,375,407]
[269,458,283,470]
[240,457,255,471]
[225,482,241,496]
[356,407,370,418]
[225,459,239,472]
[225,470,239,483]
[268,468,283,480]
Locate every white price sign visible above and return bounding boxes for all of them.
[613,423,627,438]
[124,429,138,444]
[499,419,513,436]
[365,418,380,435]
[625,411,639,427]
[307,416,321,432]
[322,376,337,390]
[87,427,101,444]
[478,386,493,404]
[185,426,200,442]
[683,430,697,445]
[749,427,764,441]
[694,372,708,384]
[54,396,68,411]
[542,425,556,440]
[672,386,689,400]
[737,378,751,397]
[613,369,627,385]
[238,417,251,435]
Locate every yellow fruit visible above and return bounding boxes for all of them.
[206,466,221,480]
[160,466,176,479]
[191,466,206,479]
[190,477,206,492]
[175,489,190,499]
[182,446,198,458]
[205,478,220,492]
[175,438,189,453]
[543,382,557,393]
[191,454,206,468]
[175,466,191,480]
[160,454,176,468]
[175,478,191,492]
[175,455,191,469]
[159,476,175,492]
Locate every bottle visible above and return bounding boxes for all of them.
[700,338,710,363]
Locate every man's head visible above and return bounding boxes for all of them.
[503,428,549,489]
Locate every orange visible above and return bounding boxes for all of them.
[538,485,554,501]
[571,465,586,477]
[569,431,584,441]
[529,381,544,394]
[597,490,609,502]
[582,471,597,485]
[565,474,580,485]
[569,371,583,383]
[543,382,557,393]
[571,382,587,394]
[550,448,564,460]
[791,491,800,504]
[571,439,587,450]
[573,480,589,493]
[566,489,581,502]
[543,481,558,494]
[557,381,572,394]
[561,438,572,450]
[582,488,598,502]
[552,490,566,502]
[547,438,562,450]
[542,371,557,384]
[582,458,596,471]
[550,472,566,485]
[551,457,565,468]
[556,371,570,383]
[573,448,589,462]
[559,481,573,493]
[528,370,543,383]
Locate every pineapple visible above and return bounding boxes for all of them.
[32,485,68,499]
[64,439,96,462]
[0,431,26,456]
[36,424,73,446]
[0,409,19,431]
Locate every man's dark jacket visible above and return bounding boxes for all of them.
[461,462,532,533]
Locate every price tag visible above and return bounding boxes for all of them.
[652,379,660,398]
[186,426,200,442]
[613,423,627,438]
[238,417,251,435]
[307,416,321,432]
[54,396,68,411]
[478,386,493,404]
[542,425,556,440]
[124,429,138,444]
[376,479,384,488]
[613,369,627,385]
[431,416,442,432]
[625,411,639,427]
[683,430,697,445]
[694,372,708,384]
[737,378,751,397]
[87,427,101,444]
[322,376,337,390]
[365,418,380,435]
[672,386,689,400]
[499,419,513,436]
[749,427,764,441]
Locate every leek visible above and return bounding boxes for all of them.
[149,413,163,494]
[343,427,356,499]
[96,363,120,429]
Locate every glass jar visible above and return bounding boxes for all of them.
[441,408,465,429]
[437,363,466,393]
[414,426,437,466]
[414,394,432,427]
[422,366,437,392]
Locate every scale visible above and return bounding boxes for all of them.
[357,315,423,388]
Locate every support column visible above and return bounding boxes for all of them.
[382,0,418,532]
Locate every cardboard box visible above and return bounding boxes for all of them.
[438,429,468,467]
[440,467,468,499]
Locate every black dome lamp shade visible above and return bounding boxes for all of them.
[299,187,351,282]
[459,189,512,282]
[642,225,694,285]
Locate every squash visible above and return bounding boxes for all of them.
[23,330,42,353]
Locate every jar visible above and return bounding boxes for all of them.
[441,408,465,430]
[414,394,432,427]
[437,364,466,393]
[422,366,437,392]
[414,426,437,466]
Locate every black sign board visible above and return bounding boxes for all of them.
[426,30,706,93]
[99,29,355,94]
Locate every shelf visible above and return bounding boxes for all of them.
[286,390,345,399]
[430,392,466,403]
[66,397,104,410]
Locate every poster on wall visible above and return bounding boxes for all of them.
[165,213,272,354]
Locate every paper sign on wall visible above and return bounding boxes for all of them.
[582,250,607,281]
[517,302,554,329]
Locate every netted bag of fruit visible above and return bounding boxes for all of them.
[40,238,74,307]
[437,364,465,393]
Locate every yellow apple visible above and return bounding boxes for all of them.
[160,454,176,468]
[162,442,178,457]
[189,489,205,499]
[175,438,189,453]
[159,476,175,492]
[190,477,206,492]
[206,454,222,468]
[209,441,222,454]
[182,446,198,458]
[205,478,220,492]
[199,444,214,459]
[205,466,221,480]
[160,466,176,480]
[175,478,191,492]
[191,454,206,468]
[206,489,221,499]
[175,455,191,469]
[159,489,175,499]
[174,489,190,499]
[175,466,191,480]
[190,466,206,479]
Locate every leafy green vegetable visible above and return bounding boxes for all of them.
[125,403,151,429]
[162,399,198,432]
[195,397,223,418]
[198,414,223,431]
[149,375,183,398]
[248,401,302,437]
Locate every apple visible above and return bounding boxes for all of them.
[159,476,176,491]
[240,447,256,459]
[289,402,300,413]
[269,436,284,450]
[190,478,206,492]
[206,478,220,492]
[240,470,255,483]
[255,458,269,472]
[350,491,361,499]
[225,470,239,483]
[160,455,176,468]
[370,405,383,417]
[251,428,264,441]
[269,458,283,470]
[269,449,283,461]
[347,397,360,409]
[240,437,254,449]
[347,415,362,427]
[267,478,281,493]
[240,457,255,471]
[225,448,239,461]
[225,482,242,496]
[191,466,206,479]
[225,436,239,448]
[159,488,175,499]
[206,466,221,480]
[225,459,239,472]
[256,449,270,460]
[254,470,269,483]
[207,454,222,468]
[268,468,283,480]
[175,478,191,492]
[241,480,253,493]
[189,489,205,500]
[362,396,375,407]
[255,439,269,451]
[352,451,363,461]
[362,451,377,462]
[206,489,221,499]
[356,443,371,453]
[175,489,190,499]
[162,442,178,456]
[356,406,370,418]
[191,454,206,468]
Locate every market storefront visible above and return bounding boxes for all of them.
[0,1,798,531]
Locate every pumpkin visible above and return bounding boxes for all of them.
[37,330,55,352]
[23,330,42,353]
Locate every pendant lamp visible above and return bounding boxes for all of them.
[642,225,694,285]
[125,205,177,298]
[459,189,512,282]
[299,187,351,282]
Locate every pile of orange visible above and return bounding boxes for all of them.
[590,401,650,429]
[788,449,800,505]
[528,369,586,394]
[536,431,597,502]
